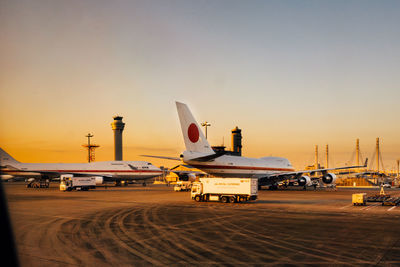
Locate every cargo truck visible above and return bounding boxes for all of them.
[60,174,97,191]
[191,178,258,203]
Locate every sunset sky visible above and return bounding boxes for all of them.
[1,0,399,170]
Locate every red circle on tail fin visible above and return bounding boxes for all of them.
[188,123,199,143]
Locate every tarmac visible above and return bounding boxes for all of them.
[4,182,400,266]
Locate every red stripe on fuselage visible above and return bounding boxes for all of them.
[2,169,162,174]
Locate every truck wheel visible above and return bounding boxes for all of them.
[239,196,245,203]
[221,196,228,203]
[229,196,236,203]
[195,195,201,202]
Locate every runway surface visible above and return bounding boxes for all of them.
[4,183,400,266]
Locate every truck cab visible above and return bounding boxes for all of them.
[190,182,202,197]
[60,175,74,191]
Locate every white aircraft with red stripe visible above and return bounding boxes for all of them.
[0,148,162,186]
[145,102,367,187]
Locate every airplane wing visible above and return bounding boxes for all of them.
[189,151,227,162]
[140,155,181,161]
[259,159,368,185]
[272,158,368,178]
[140,152,228,162]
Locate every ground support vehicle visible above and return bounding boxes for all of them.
[366,187,390,202]
[60,175,96,191]
[367,195,391,202]
[191,178,258,203]
[352,193,367,206]
[382,197,400,206]
[174,181,192,192]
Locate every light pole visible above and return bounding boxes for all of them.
[201,121,211,139]
[86,133,93,162]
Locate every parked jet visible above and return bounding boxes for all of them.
[143,102,367,188]
[0,148,162,187]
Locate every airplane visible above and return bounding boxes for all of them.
[0,148,163,187]
[142,102,367,189]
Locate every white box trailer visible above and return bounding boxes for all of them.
[60,175,97,191]
[191,178,258,203]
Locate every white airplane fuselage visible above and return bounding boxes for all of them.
[2,160,163,181]
[182,151,295,178]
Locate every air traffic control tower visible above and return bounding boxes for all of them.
[111,116,125,161]
[231,126,242,156]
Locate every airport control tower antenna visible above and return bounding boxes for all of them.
[376,137,380,173]
[397,159,399,178]
[201,121,211,139]
[82,133,100,163]
[325,144,329,169]
[315,145,319,170]
[111,116,125,161]
[356,138,360,172]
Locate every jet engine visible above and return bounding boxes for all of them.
[95,176,104,185]
[188,173,196,182]
[298,176,312,186]
[322,173,337,184]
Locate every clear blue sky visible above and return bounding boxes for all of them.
[0,0,399,170]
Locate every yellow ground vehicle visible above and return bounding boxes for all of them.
[352,193,367,206]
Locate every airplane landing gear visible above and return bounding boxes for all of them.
[26,179,50,188]
[269,184,278,190]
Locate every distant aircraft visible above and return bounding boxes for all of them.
[143,102,367,189]
[0,148,162,187]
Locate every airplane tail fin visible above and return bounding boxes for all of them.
[0,148,19,165]
[175,102,215,155]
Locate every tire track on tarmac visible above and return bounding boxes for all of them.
[135,204,214,263]
[103,206,166,266]
[116,205,178,263]
[141,204,244,264]
[67,209,121,266]
[205,204,289,264]
[201,204,283,263]
[206,205,372,265]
